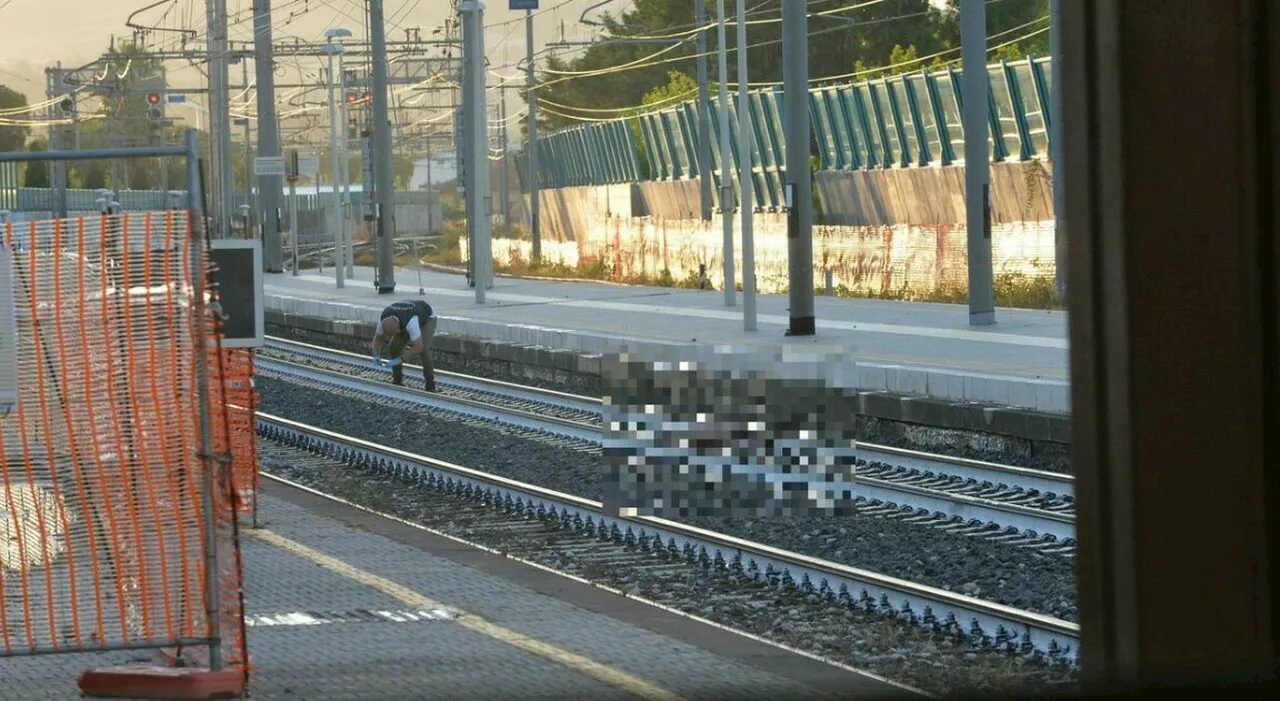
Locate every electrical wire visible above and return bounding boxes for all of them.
[534,5,1046,96]
[537,16,1050,124]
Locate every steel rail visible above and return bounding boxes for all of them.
[255,356,601,444]
[260,336,1076,541]
[264,335,602,415]
[256,412,1081,662]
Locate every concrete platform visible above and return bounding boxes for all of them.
[263,266,1071,414]
[0,481,908,700]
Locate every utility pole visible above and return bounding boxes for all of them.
[254,0,284,271]
[458,58,473,285]
[241,116,252,228]
[338,67,354,279]
[462,0,491,303]
[694,0,712,221]
[239,60,251,231]
[425,137,434,234]
[961,0,995,325]
[287,150,299,276]
[782,0,813,336]
[500,87,511,228]
[525,8,541,260]
[370,0,397,293]
[325,42,345,288]
[207,0,232,238]
[1049,0,1065,304]
[715,0,735,307]
[736,0,755,332]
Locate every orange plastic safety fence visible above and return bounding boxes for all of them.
[0,212,244,664]
[203,343,257,674]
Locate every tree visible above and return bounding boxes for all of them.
[0,85,30,153]
[79,161,108,190]
[641,70,701,108]
[24,139,49,187]
[533,0,1052,127]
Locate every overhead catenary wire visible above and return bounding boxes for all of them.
[535,13,1051,123]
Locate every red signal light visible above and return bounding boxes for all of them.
[147,93,161,105]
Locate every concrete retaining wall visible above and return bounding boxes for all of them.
[508,162,1057,297]
[468,215,1055,298]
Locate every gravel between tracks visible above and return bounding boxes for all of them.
[257,375,1080,623]
[266,327,1072,473]
[260,441,1079,697]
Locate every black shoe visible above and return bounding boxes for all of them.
[392,366,404,385]
[424,379,436,392]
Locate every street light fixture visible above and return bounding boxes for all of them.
[323,30,350,288]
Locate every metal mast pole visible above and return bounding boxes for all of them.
[326,43,345,288]
[462,0,491,302]
[715,0,735,306]
[254,0,284,271]
[525,8,541,260]
[500,86,511,228]
[737,0,755,331]
[338,56,354,278]
[961,0,995,325]
[370,0,397,293]
[782,0,813,336]
[694,0,712,221]
[242,117,252,229]
[1049,0,1065,303]
[207,0,232,238]
[240,60,250,230]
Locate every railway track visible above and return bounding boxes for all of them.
[260,336,1077,550]
[255,412,1081,663]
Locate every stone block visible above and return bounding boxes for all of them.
[899,396,962,429]
[858,392,904,422]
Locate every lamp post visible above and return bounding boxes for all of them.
[326,27,354,279]
[323,30,351,288]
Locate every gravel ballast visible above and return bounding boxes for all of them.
[256,375,1079,623]
[260,441,1079,698]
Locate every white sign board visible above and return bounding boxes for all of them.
[254,156,287,177]
[0,243,17,414]
[296,153,320,176]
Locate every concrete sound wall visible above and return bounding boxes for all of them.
[813,160,1055,227]
[522,159,1056,237]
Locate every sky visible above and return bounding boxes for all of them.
[0,0,633,183]
[0,0,628,99]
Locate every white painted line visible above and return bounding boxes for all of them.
[243,608,456,627]
[250,529,688,701]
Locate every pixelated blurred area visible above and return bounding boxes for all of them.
[601,345,861,519]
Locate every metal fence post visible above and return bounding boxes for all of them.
[186,127,224,672]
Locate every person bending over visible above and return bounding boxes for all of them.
[371,299,439,391]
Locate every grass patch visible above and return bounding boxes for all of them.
[426,230,1064,310]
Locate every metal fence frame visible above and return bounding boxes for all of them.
[0,130,228,671]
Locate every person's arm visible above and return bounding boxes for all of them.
[371,322,385,357]
[405,317,424,360]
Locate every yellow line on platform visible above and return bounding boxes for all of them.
[249,529,688,701]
